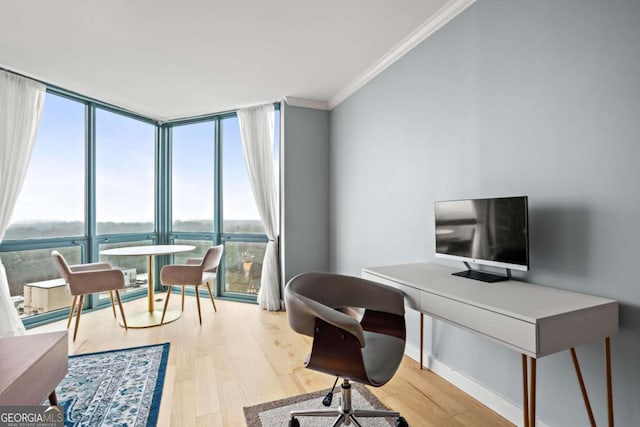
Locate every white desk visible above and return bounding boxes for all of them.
[363,262,618,427]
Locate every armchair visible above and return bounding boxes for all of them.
[159,245,223,325]
[51,251,128,341]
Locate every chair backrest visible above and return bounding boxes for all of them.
[285,272,405,337]
[51,250,72,281]
[285,272,406,387]
[286,272,405,337]
[201,245,224,273]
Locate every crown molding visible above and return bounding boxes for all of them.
[284,96,330,111]
[328,0,476,110]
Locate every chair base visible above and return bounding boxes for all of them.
[122,309,182,328]
[289,379,405,427]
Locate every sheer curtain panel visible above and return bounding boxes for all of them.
[0,70,46,337]
[237,104,280,311]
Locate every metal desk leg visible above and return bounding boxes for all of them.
[420,312,424,370]
[570,348,596,426]
[605,337,614,426]
[529,357,536,427]
[522,354,529,427]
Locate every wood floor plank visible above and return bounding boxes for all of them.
[29,296,513,426]
[195,412,224,427]
[157,364,175,427]
[195,354,221,417]
[172,378,197,427]
[395,361,472,416]
[454,407,516,427]
[382,389,466,427]
[277,373,306,396]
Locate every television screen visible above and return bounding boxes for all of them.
[435,196,529,272]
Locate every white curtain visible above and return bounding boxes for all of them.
[0,71,46,337]
[237,104,280,311]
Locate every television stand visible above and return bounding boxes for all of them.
[453,262,510,283]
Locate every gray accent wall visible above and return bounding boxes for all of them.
[282,103,330,286]
[329,1,640,425]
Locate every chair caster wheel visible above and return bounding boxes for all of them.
[289,417,300,427]
[396,416,409,427]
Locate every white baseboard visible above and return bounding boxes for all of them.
[404,343,550,427]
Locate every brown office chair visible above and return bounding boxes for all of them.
[51,250,128,341]
[285,272,409,427]
[159,245,223,325]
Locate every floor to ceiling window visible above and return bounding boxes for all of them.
[0,82,280,326]
[95,108,157,299]
[95,109,156,235]
[1,93,85,319]
[171,122,215,233]
[170,121,216,266]
[169,109,280,300]
[220,113,279,296]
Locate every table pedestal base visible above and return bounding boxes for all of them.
[120,309,182,328]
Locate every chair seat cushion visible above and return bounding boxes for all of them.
[362,331,405,386]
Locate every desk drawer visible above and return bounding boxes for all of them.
[362,273,420,310]
[420,291,537,353]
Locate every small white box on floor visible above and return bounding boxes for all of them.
[118,268,137,286]
[23,278,72,314]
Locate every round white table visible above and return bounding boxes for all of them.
[100,244,195,328]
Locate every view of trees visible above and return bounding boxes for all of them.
[4,219,266,240]
[3,245,81,298]
[2,219,266,305]
[4,221,85,240]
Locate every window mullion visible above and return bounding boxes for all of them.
[214,117,223,295]
[86,103,99,310]
[86,103,96,263]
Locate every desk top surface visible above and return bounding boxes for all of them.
[363,263,617,323]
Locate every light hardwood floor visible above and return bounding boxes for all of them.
[31,295,513,427]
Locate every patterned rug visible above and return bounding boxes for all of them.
[243,383,394,426]
[54,343,169,427]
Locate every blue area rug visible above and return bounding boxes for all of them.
[55,343,169,427]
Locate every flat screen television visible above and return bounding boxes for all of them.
[435,196,529,282]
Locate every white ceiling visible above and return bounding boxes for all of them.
[0,0,463,121]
